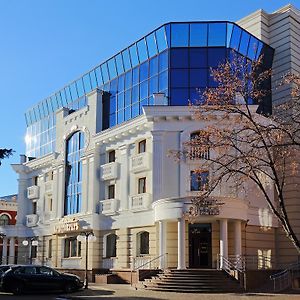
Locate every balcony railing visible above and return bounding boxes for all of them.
[100,199,118,215]
[26,214,38,227]
[27,186,39,199]
[130,152,150,173]
[130,193,151,212]
[102,257,117,269]
[100,162,119,180]
[45,181,53,194]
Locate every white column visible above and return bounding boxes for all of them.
[2,238,8,264]
[219,219,228,269]
[234,220,242,256]
[119,145,129,210]
[8,237,15,264]
[81,158,88,213]
[177,218,186,269]
[87,156,95,213]
[159,220,166,269]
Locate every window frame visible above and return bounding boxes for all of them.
[138,139,146,154]
[138,177,147,194]
[64,237,82,258]
[108,184,115,199]
[190,170,209,192]
[104,233,117,258]
[108,150,116,163]
[137,231,150,256]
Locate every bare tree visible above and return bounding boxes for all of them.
[175,53,300,253]
[0,149,13,166]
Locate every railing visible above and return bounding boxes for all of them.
[100,162,118,180]
[100,199,118,215]
[27,185,39,199]
[102,257,118,269]
[130,152,150,173]
[130,193,151,211]
[26,214,38,227]
[270,262,300,292]
[130,253,168,286]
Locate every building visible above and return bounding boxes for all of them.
[0,194,18,264]
[10,4,300,287]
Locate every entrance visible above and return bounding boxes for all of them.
[189,223,212,268]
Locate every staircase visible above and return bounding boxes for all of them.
[143,269,244,293]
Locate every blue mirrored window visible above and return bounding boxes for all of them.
[146,33,158,57]
[159,51,168,72]
[117,92,124,110]
[150,56,158,77]
[226,23,233,47]
[132,103,139,117]
[108,58,117,79]
[230,25,242,50]
[190,48,207,68]
[149,76,158,95]
[129,44,139,67]
[171,69,188,88]
[118,74,125,92]
[239,31,250,56]
[95,67,103,85]
[83,74,92,93]
[125,71,132,90]
[76,79,85,97]
[125,106,131,121]
[190,23,207,46]
[140,81,148,99]
[101,63,110,82]
[140,61,148,82]
[171,23,189,47]
[137,38,148,63]
[247,36,259,60]
[208,48,226,67]
[170,49,188,68]
[115,53,124,75]
[122,49,132,71]
[90,70,97,89]
[125,89,131,106]
[208,23,226,46]
[190,69,208,87]
[155,26,168,52]
[132,67,139,85]
[159,71,168,91]
[132,85,139,103]
[170,88,189,105]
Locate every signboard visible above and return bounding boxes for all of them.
[186,197,224,217]
[54,217,81,234]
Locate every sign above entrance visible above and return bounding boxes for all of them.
[54,217,81,234]
[186,197,224,219]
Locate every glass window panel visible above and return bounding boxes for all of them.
[155,26,168,52]
[125,71,132,90]
[137,38,148,63]
[149,56,158,77]
[110,79,118,96]
[247,36,259,60]
[170,48,188,68]
[115,53,124,75]
[122,49,132,71]
[70,82,78,100]
[125,106,131,121]
[117,110,124,123]
[140,81,148,99]
[239,31,250,56]
[158,70,168,91]
[190,69,208,87]
[90,70,98,89]
[208,48,226,67]
[46,98,54,112]
[65,86,72,103]
[208,72,219,87]
[171,69,189,88]
[208,23,226,46]
[170,88,189,105]
[103,82,110,92]
[76,79,85,97]
[190,23,208,46]
[171,23,189,47]
[146,33,158,57]
[140,98,148,112]
[107,58,117,79]
[165,24,171,47]
[95,66,103,85]
[129,44,139,67]
[61,89,68,105]
[140,61,148,82]
[83,74,92,93]
[109,113,116,127]
[189,48,207,68]
[125,89,131,107]
[118,74,125,92]
[110,97,116,113]
[189,88,205,105]
[226,23,233,47]
[132,103,139,118]
[159,51,168,72]
[132,85,139,103]
[56,92,63,107]
[149,76,158,95]
[255,41,263,60]
[132,67,139,85]
[230,25,242,50]
[101,63,110,82]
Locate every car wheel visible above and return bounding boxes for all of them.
[11,282,24,295]
[64,283,75,293]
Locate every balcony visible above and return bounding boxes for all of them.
[130,152,150,173]
[100,199,118,216]
[27,186,39,199]
[130,193,151,212]
[26,214,38,227]
[100,162,119,181]
[45,181,53,194]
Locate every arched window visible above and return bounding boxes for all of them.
[105,234,117,258]
[64,131,85,215]
[0,214,10,226]
[137,231,149,255]
[190,131,210,159]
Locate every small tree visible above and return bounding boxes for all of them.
[0,149,13,166]
[178,54,300,253]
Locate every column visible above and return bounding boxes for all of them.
[159,220,166,269]
[87,156,95,213]
[177,218,186,269]
[81,158,88,213]
[219,219,228,269]
[8,237,15,264]
[119,145,129,210]
[234,220,242,256]
[2,238,8,264]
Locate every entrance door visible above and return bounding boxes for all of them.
[189,223,212,268]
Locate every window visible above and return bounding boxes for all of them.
[33,176,38,185]
[191,171,209,191]
[190,131,210,159]
[33,201,37,214]
[45,171,53,181]
[138,177,146,194]
[138,140,146,153]
[0,214,10,226]
[108,150,116,163]
[31,244,37,259]
[137,231,149,255]
[48,239,52,258]
[39,266,56,276]
[49,198,53,211]
[108,185,115,199]
[105,234,117,258]
[64,237,81,258]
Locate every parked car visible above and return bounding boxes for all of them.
[0,265,84,295]
[0,265,13,275]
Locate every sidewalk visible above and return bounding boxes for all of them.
[59,283,300,300]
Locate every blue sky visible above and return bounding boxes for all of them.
[0,0,298,196]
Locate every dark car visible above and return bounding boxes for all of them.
[0,265,83,295]
[0,265,13,275]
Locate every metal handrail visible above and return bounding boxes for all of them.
[130,253,168,286]
[270,262,300,292]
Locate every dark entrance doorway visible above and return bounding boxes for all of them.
[189,223,212,268]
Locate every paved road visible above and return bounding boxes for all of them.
[1,284,300,300]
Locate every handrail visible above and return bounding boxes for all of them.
[270,262,300,292]
[130,253,168,286]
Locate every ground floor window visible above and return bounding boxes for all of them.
[48,239,52,258]
[64,237,81,258]
[105,234,117,258]
[137,231,149,255]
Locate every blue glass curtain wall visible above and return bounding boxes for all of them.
[65,131,84,216]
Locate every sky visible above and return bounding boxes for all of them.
[0,0,298,196]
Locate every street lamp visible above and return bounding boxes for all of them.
[22,237,38,264]
[77,231,96,289]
